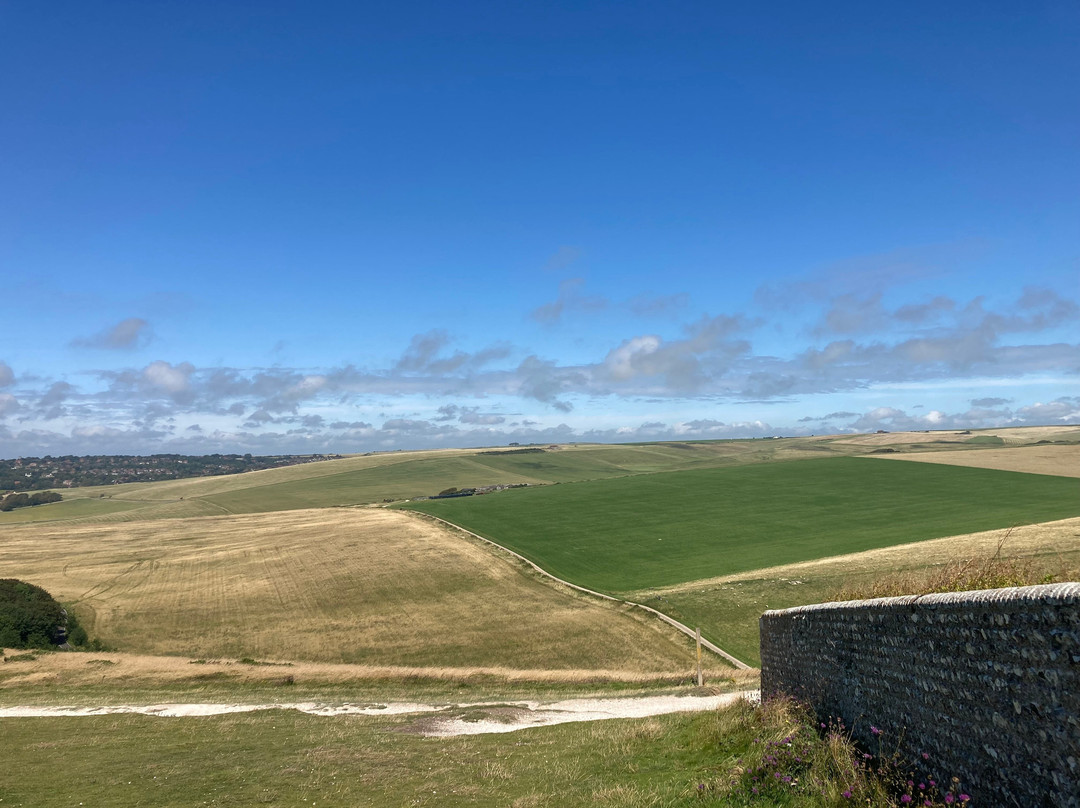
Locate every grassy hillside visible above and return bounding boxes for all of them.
[4,429,1076,672]
[0,439,846,525]
[403,456,1080,592]
[6,429,1070,527]
[627,516,1080,666]
[0,508,701,674]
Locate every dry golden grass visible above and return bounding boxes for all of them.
[873,443,1080,478]
[976,424,1080,443]
[0,507,699,675]
[832,424,1080,447]
[831,429,974,446]
[0,650,706,691]
[56,447,498,503]
[648,515,1080,595]
[829,530,1080,601]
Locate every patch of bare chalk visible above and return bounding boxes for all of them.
[0,691,759,736]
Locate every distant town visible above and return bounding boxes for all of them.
[0,453,343,491]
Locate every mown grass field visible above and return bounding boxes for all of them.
[0,508,703,676]
[404,456,1080,593]
[0,495,145,523]
[2,430,1018,526]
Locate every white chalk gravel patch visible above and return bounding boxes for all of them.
[0,691,759,736]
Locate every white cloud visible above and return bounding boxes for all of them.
[604,335,662,380]
[1016,397,1080,423]
[142,360,194,396]
[4,280,1077,456]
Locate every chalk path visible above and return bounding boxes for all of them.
[0,690,759,736]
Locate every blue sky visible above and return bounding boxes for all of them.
[2,1,1078,456]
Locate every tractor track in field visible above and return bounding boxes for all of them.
[414,512,751,670]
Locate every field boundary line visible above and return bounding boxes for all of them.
[415,512,751,670]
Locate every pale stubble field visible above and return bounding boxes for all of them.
[0,507,705,680]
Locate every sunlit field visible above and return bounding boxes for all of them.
[0,507,702,676]
[405,456,1080,592]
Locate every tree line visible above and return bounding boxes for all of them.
[0,491,62,512]
[0,453,343,491]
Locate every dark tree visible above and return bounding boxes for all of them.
[0,580,67,649]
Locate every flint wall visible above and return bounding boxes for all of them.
[760,583,1080,807]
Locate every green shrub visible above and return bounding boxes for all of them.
[0,579,69,649]
[0,490,61,511]
[67,620,88,646]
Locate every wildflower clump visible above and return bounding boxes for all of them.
[698,698,892,806]
[865,730,972,808]
[694,698,973,807]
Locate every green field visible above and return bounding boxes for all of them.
[0,496,146,523]
[0,443,714,525]
[4,432,1057,527]
[403,457,1080,593]
[0,439,836,525]
[0,710,718,808]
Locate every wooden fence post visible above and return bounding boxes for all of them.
[696,627,703,687]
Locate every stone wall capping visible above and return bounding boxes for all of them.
[761,581,1080,619]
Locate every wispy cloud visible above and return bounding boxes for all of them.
[71,317,152,350]
[627,292,690,318]
[542,245,582,273]
[530,278,608,324]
